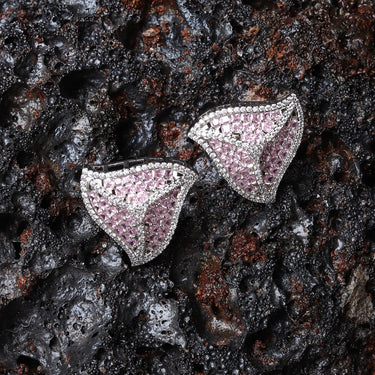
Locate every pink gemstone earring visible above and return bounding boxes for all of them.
[80,159,197,266]
[188,93,304,203]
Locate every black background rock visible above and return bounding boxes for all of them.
[0,0,374,374]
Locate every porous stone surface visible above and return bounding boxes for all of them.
[0,0,375,374]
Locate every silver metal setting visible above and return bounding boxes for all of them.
[188,93,304,203]
[80,159,197,266]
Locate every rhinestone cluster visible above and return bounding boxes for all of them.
[80,161,197,266]
[188,93,304,203]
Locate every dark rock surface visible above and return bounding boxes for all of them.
[0,0,375,373]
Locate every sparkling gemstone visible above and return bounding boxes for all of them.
[211,118,220,127]
[88,192,139,249]
[81,163,197,266]
[209,140,258,194]
[143,189,179,252]
[188,94,304,203]
[220,115,230,124]
[262,119,273,133]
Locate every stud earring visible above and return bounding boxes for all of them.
[80,158,197,266]
[188,93,304,203]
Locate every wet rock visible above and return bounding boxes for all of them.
[62,0,98,15]
[341,265,374,325]
[0,266,113,374]
[0,263,23,306]
[146,299,186,347]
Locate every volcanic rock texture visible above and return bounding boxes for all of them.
[0,0,375,374]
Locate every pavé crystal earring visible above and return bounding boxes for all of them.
[80,158,197,266]
[188,93,304,203]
